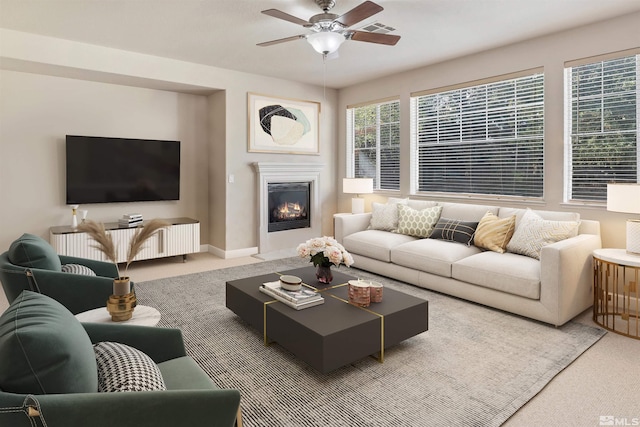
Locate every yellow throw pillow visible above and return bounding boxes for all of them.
[473,212,516,253]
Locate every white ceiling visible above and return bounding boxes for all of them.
[2,0,640,89]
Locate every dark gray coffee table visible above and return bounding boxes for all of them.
[226,266,428,373]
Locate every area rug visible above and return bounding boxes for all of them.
[135,257,605,427]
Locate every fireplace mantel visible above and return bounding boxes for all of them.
[252,162,324,254]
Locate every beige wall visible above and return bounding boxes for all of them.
[0,70,209,248]
[2,11,638,254]
[337,12,640,249]
[0,29,338,255]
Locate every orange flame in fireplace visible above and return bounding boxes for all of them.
[276,202,304,220]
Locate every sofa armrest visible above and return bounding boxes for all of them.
[82,323,187,363]
[539,233,602,325]
[334,213,372,244]
[59,256,119,278]
[0,389,241,427]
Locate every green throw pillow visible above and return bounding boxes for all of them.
[0,290,98,394]
[396,205,443,238]
[8,233,62,271]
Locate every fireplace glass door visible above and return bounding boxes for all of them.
[268,182,311,232]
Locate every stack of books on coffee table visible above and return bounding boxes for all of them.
[259,281,324,310]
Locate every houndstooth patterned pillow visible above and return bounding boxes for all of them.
[61,264,96,276]
[94,342,166,392]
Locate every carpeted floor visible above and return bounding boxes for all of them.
[135,257,606,427]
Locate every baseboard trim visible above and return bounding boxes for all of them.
[204,244,259,259]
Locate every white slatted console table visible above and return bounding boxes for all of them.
[50,217,200,263]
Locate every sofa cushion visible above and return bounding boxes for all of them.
[439,203,499,222]
[406,199,438,210]
[391,238,482,278]
[396,205,443,238]
[343,230,417,262]
[429,218,479,246]
[8,233,62,271]
[452,252,541,299]
[506,209,580,260]
[0,290,98,394]
[473,212,516,253]
[369,200,407,231]
[498,207,580,225]
[94,341,166,392]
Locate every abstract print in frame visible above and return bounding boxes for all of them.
[248,92,320,155]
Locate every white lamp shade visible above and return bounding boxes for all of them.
[343,178,373,195]
[607,184,640,214]
[307,32,345,55]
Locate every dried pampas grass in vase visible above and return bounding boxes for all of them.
[78,218,170,321]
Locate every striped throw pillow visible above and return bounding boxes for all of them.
[430,218,479,246]
[61,264,96,276]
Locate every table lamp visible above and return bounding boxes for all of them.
[607,183,640,255]
[343,178,373,214]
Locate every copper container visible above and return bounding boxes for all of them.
[369,281,383,303]
[348,280,370,307]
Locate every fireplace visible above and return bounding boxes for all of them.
[253,162,324,254]
[268,182,311,232]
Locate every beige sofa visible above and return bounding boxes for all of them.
[334,201,601,326]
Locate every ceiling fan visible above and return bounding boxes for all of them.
[257,0,400,56]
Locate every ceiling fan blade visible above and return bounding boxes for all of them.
[335,1,383,28]
[257,35,306,47]
[261,9,311,26]
[350,31,400,46]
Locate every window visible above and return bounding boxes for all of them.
[565,53,639,202]
[411,73,544,198]
[347,99,400,191]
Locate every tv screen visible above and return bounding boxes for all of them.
[66,135,180,204]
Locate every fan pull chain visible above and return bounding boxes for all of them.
[322,53,327,101]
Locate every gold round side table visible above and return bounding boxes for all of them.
[593,248,640,340]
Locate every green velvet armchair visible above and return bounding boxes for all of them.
[0,233,122,314]
[0,291,242,427]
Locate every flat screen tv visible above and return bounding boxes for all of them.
[66,135,180,204]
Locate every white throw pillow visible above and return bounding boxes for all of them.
[369,199,407,231]
[506,209,580,260]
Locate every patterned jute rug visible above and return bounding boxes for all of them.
[135,257,605,427]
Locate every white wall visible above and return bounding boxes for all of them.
[337,12,640,249]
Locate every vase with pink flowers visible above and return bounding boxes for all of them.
[296,236,354,284]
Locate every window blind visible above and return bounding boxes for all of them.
[347,99,400,191]
[411,73,544,198]
[566,54,639,202]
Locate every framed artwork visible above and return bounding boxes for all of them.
[248,92,320,155]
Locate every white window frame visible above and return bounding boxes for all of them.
[346,98,401,191]
[564,50,640,204]
[410,70,545,200]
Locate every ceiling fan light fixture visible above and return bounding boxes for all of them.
[306,31,345,55]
